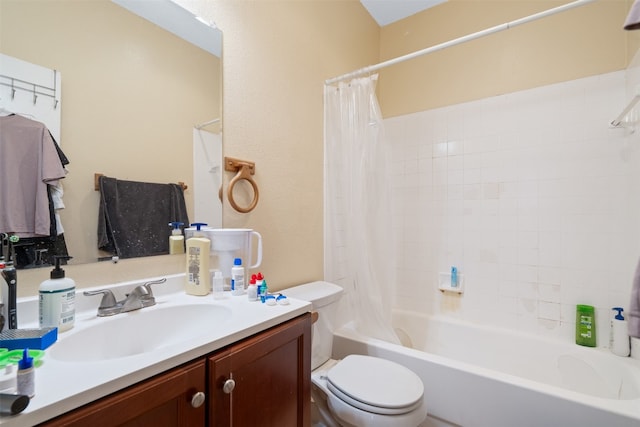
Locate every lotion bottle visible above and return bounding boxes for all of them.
[231,258,245,296]
[39,256,75,332]
[168,222,185,254]
[610,307,630,357]
[185,223,210,296]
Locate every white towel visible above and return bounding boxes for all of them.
[628,257,640,338]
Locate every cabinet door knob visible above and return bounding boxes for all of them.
[191,391,206,408]
[222,379,236,394]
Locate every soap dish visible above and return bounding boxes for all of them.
[0,327,58,350]
[438,272,464,294]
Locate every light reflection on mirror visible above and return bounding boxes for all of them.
[0,0,222,267]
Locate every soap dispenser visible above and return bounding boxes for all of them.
[39,255,75,332]
[168,222,185,254]
[610,307,630,357]
[185,223,210,296]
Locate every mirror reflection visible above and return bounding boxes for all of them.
[0,0,222,267]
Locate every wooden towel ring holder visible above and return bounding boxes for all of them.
[224,157,259,213]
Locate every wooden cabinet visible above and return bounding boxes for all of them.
[40,359,207,427]
[209,312,311,427]
[39,313,311,427]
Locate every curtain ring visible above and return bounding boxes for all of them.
[224,157,259,213]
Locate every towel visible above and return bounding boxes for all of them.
[97,176,189,259]
[629,257,640,338]
[625,0,640,30]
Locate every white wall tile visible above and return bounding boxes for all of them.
[384,69,640,343]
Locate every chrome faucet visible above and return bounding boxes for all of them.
[84,278,166,317]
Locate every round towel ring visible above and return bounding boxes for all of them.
[227,165,259,213]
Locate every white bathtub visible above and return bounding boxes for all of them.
[331,310,640,427]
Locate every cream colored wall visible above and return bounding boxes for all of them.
[378,0,630,117]
[186,0,380,291]
[10,0,379,296]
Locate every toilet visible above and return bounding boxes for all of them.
[285,281,427,427]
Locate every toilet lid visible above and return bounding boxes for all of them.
[326,355,424,415]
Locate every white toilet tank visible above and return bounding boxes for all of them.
[284,281,344,370]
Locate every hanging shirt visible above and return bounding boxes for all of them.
[0,115,67,237]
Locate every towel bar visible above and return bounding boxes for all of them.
[94,173,188,192]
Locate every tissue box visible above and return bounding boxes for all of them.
[0,327,58,350]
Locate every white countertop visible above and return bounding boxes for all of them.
[0,274,311,426]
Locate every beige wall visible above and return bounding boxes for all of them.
[379,0,630,117]
[201,0,380,291]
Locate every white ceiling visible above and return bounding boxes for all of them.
[360,0,447,26]
[111,0,222,57]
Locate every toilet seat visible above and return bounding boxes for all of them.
[326,354,424,415]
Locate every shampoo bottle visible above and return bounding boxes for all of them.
[39,256,75,332]
[610,307,630,357]
[185,223,210,296]
[575,304,596,347]
[168,222,185,254]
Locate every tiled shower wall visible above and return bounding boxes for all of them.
[386,68,640,343]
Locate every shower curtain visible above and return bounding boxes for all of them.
[324,75,399,345]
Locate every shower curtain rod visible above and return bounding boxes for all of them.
[325,0,596,85]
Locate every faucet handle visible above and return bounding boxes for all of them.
[83,289,119,317]
[142,278,167,297]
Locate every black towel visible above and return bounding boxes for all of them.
[97,176,189,259]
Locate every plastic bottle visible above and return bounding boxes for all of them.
[247,276,258,301]
[260,280,269,303]
[185,223,210,296]
[212,270,225,299]
[168,222,185,254]
[231,258,245,296]
[39,255,75,332]
[575,304,596,347]
[255,272,265,299]
[610,307,630,357]
[16,348,34,398]
[451,266,458,288]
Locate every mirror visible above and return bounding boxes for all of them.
[0,0,222,267]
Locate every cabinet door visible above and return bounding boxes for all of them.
[40,359,206,427]
[209,313,311,427]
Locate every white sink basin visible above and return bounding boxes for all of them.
[49,304,231,362]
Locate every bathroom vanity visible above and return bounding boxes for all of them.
[39,314,310,426]
[1,275,312,427]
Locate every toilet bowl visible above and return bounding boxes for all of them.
[312,356,427,427]
[285,281,427,427]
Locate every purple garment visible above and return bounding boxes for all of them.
[628,257,640,338]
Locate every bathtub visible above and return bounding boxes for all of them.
[330,310,640,427]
